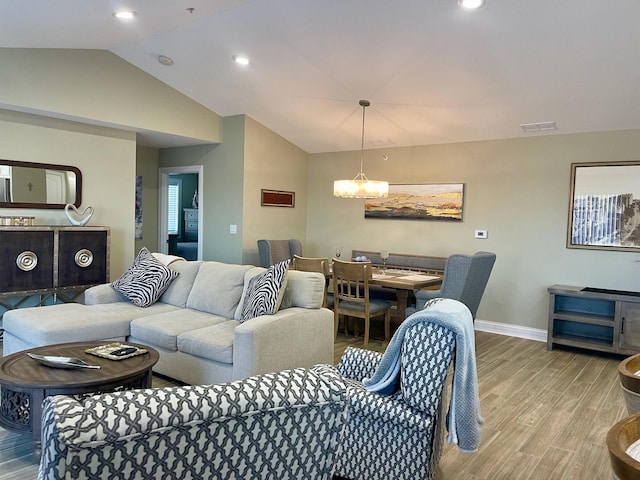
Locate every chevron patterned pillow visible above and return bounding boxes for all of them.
[112,247,179,307]
[240,259,290,322]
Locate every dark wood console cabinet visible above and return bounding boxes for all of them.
[0,226,110,299]
[547,285,640,354]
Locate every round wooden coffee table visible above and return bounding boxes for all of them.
[0,341,159,461]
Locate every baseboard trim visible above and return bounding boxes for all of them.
[474,319,547,343]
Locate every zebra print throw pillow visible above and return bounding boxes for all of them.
[240,260,290,322]
[112,247,179,308]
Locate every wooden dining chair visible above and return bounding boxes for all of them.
[332,259,392,346]
[292,255,332,308]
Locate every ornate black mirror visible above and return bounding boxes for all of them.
[0,159,81,209]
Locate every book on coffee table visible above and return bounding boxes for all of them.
[85,343,147,361]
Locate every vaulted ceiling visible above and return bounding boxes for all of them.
[3,1,640,153]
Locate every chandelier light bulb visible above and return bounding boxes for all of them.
[233,55,250,66]
[457,0,485,9]
[113,10,137,19]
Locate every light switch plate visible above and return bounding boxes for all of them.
[230,224,237,234]
[475,230,488,239]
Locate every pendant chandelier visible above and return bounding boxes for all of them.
[333,100,389,199]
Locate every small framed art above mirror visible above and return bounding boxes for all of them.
[0,159,81,209]
[567,161,640,252]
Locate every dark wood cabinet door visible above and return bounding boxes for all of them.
[57,230,108,287]
[0,231,55,292]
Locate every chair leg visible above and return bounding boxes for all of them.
[384,309,391,342]
[363,316,370,347]
[334,312,340,340]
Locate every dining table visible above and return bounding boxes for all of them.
[368,268,443,326]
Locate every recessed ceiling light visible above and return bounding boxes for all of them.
[367,138,394,147]
[233,55,250,66]
[158,55,174,67]
[113,10,137,20]
[457,0,485,9]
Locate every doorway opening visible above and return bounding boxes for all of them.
[159,166,203,260]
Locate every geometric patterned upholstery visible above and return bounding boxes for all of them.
[333,323,456,480]
[38,365,347,480]
[402,322,456,416]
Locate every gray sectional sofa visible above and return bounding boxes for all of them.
[2,259,334,385]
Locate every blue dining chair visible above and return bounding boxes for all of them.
[406,251,496,320]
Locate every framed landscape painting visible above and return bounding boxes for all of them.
[365,183,464,221]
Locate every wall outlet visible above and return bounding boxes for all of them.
[475,229,488,239]
[229,224,237,234]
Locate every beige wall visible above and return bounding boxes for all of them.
[1,48,225,277]
[307,130,640,332]
[157,115,309,266]
[242,116,309,266]
[135,146,160,254]
[160,117,245,264]
[0,48,222,145]
[0,110,136,277]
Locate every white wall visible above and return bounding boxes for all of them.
[307,130,640,332]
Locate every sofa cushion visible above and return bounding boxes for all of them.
[186,262,252,318]
[2,302,179,346]
[112,247,179,307]
[130,309,229,351]
[279,270,326,310]
[239,260,290,322]
[160,261,202,308]
[177,320,239,364]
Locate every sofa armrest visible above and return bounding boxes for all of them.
[39,365,347,480]
[83,283,128,305]
[232,307,334,380]
[337,346,383,381]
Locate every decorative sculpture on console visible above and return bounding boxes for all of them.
[64,204,94,226]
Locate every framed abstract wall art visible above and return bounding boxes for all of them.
[567,161,640,251]
[261,189,295,207]
[364,183,464,221]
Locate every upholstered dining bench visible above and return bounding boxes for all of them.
[350,250,446,275]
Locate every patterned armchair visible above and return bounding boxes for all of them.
[38,365,347,480]
[333,299,482,480]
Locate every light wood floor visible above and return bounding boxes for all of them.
[0,332,628,479]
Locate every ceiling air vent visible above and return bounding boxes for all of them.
[367,138,394,147]
[520,121,557,133]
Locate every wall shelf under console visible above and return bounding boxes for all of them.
[548,284,640,355]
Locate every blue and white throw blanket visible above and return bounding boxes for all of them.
[363,298,483,453]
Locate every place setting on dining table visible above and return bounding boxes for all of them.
[329,249,444,326]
